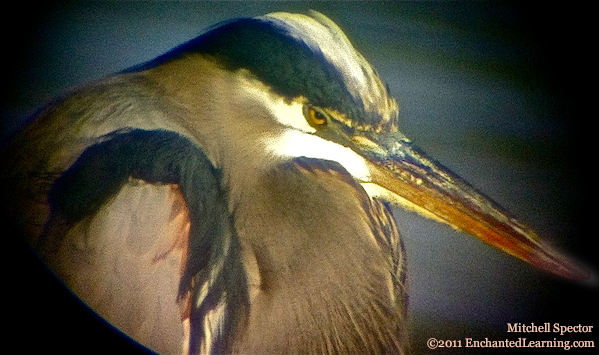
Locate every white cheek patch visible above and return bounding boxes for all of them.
[237,73,316,134]
[268,99,314,133]
[262,129,371,182]
[237,72,371,182]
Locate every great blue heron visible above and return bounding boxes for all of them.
[1,10,589,355]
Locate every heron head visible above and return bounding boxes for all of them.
[145,11,588,280]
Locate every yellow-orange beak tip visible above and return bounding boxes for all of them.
[355,133,590,282]
[526,240,591,281]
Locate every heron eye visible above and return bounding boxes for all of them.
[304,105,328,127]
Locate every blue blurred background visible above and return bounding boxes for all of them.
[4,1,596,354]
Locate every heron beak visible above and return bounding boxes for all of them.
[353,133,589,281]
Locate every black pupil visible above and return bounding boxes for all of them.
[314,110,325,122]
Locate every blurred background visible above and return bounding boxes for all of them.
[4,1,596,354]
